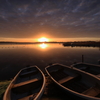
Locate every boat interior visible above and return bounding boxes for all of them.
[15,67,41,84]
[48,64,100,98]
[11,67,43,100]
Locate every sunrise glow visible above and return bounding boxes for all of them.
[38,37,49,42]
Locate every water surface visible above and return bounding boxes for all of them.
[0,43,100,80]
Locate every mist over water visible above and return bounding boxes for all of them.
[0,44,100,80]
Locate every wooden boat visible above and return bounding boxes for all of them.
[3,66,46,100]
[45,63,100,100]
[71,62,100,78]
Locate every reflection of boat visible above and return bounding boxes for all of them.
[45,63,100,100]
[3,66,46,100]
[71,62,100,78]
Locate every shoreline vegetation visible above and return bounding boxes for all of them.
[0,41,59,44]
[0,80,11,100]
[63,41,100,47]
[0,41,100,47]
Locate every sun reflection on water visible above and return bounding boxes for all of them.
[39,43,48,49]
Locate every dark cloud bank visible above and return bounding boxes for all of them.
[0,0,100,38]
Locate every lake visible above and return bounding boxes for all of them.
[0,43,100,81]
[0,43,100,100]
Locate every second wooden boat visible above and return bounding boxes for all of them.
[3,66,46,100]
[45,63,100,100]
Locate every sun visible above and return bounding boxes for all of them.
[38,37,49,42]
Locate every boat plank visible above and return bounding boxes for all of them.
[13,78,39,89]
[59,74,80,84]
[59,76,74,84]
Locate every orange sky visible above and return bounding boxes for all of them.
[0,37,100,42]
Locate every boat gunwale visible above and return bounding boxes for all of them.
[34,66,46,100]
[71,62,100,68]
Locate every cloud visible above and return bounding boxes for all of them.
[0,0,100,38]
[35,9,60,17]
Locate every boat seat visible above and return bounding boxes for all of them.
[20,70,38,78]
[13,78,40,89]
[82,86,100,96]
[59,74,79,84]
[12,78,42,93]
[59,76,74,84]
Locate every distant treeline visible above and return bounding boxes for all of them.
[0,41,59,44]
[63,41,100,47]
[0,41,100,47]
[0,41,39,44]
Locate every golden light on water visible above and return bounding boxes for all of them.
[39,43,48,49]
[38,37,49,42]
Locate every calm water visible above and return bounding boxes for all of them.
[0,43,100,80]
[0,43,100,100]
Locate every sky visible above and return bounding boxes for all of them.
[0,0,100,42]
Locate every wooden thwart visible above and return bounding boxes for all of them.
[59,76,74,84]
[13,78,39,89]
[59,74,79,84]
